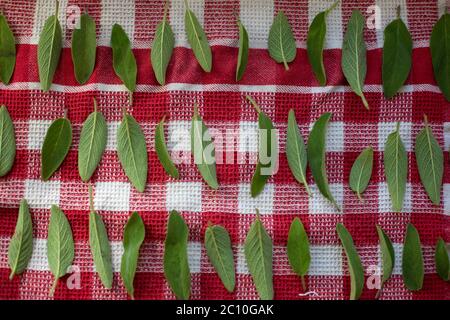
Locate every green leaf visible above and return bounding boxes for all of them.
[336,223,364,300]
[88,187,112,289]
[155,115,179,179]
[184,1,212,72]
[191,104,218,189]
[435,237,449,281]
[306,0,339,85]
[244,210,273,300]
[8,199,33,280]
[78,98,107,182]
[71,12,96,85]
[47,205,74,297]
[111,24,137,92]
[151,4,174,85]
[37,2,62,91]
[382,7,412,98]
[349,146,373,201]
[402,223,424,291]
[268,11,296,70]
[41,116,72,181]
[121,212,145,299]
[375,225,395,299]
[342,10,369,109]
[204,224,235,292]
[246,96,278,198]
[236,20,249,81]
[0,105,16,177]
[287,217,311,291]
[286,109,311,196]
[430,12,450,101]
[383,122,407,212]
[117,111,148,192]
[0,14,16,84]
[308,112,339,210]
[415,115,443,205]
[164,210,191,300]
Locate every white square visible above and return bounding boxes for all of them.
[167,120,191,152]
[25,179,61,209]
[391,243,403,275]
[166,182,202,212]
[309,245,343,276]
[105,121,120,151]
[378,182,412,213]
[375,0,408,48]
[99,0,135,46]
[27,120,52,150]
[170,0,205,47]
[240,0,274,48]
[28,238,49,271]
[188,242,202,273]
[238,183,274,215]
[31,0,69,45]
[235,244,249,274]
[238,121,258,153]
[94,181,131,212]
[443,184,450,216]
[109,241,123,273]
[309,183,343,214]
[444,122,450,152]
[378,122,412,152]
[327,121,344,152]
[308,0,342,49]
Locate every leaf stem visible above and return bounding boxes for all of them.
[357,192,364,203]
[49,277,58,297]
[63,108,68,119]
[183,0,189,10]
[88,185,94,212]
[55,0,59,16]
[283,60,289,71]
[326,0,340,14]
[9,270,15,280]
[423,114,429,127]
[304,183,312,197]
[300,275,307,292]
[361,94,369,110]
[375,285,383,299]
[163,0,170,19]
[395,121,401,133]
[396,6,401,19]
[128,91,133,106]
[93,97,98,112]
[245,95,261,114]
[122,107,127,118]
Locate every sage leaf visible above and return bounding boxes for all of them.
[204,224,235,292]
[117,111,148,192]
[246,96,278,198]
[0,105,16,177]
[88,186,113,289]
[268,11,296,70]
[383,122,407,212]
[342,10,369,109]
[308,112,339,210]
[349,146,373,201]
[415,115,443,205]
[155,115,179,179]
[382,7,412,98]
[78,98,107,182]
[111,24,137,92]
[435,237,449,281]
[184,0,212,72]
[151,3,174,85]
[375,225,395,299]
[191,104,218,189]
[286,109,311,196]
[71,12,96,85]
[47,205,74,297]
[336,223,364,300]
[236,19,249,81]
[430,11,450,101]
[402,223,424,291]
[244,210,273,300]
[37,2,62,91]
[0,14,16,84]
[306,0,339,85]
[41,116,72,181]
[8,199,32,280]
[287,217,311,291]
[164,210,191,300]
[121,211,145,299]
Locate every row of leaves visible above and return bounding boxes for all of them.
[7,198,449,299]
[0,2,449,104]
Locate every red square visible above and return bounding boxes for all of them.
[204,0,239,40]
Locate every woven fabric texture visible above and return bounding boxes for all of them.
[0,0,449,300]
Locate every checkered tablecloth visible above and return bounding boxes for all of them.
[0,0,449,300]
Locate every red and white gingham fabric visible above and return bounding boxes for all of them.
[0,0,448,300]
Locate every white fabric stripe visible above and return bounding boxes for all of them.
[0,82,444,95]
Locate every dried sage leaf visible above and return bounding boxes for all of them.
[155,115,179,179]
[430,11,450,101]
[0,14,16,84]
[111,24,137,92]
[8,199,33,280]
[164,210,191,300]
[268,11,296,70]
[236,19,249,81]
[375,225,395,299]
[121,211,145,299]
[287,217,311,291]
[435,237,449,281]
[349,146,373,201]
[402,223,424,291]
[0,105,16,177]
